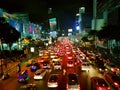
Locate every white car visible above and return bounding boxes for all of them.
[47,74,59,88]
[81,61,90,71]
[34,69,47,80]
[67,73,80,90]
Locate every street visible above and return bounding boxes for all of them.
[0,54,115,90]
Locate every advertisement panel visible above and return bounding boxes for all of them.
[9,19,23,32]
[49,18,57,31]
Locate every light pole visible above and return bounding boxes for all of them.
[93,0,97,49]
[93,0,97,30]
[0,50,3,77]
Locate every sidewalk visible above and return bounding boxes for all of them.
[0,61,20,77]
[3,61,20,73]
[0,55,39,80]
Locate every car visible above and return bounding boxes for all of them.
[30,63,40,71]
[66,73,80,90]
[67,60,74,67]
[104,72,120,89]
[18,70,29,83]
[34,69,47,80]
[47,74,59,88]
[91,76,111,90]
[37,57,46,63]
[105,63,119,72]
[54,61,62,70]
[98,66,107,73]
[30,65,37,71]
[52,57,62,65]
[50,53,57,59]
[81,62,90,71]
[42,61,51,69]
[81,59,90,71]
[39,51,43,56]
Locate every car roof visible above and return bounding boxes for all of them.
[91,77,108,86]
[67,73,78,85]
[49,74,59,81]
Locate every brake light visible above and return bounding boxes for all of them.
[114,82,119,87]
[55,82,58,85]
[66,84,68,89]
[47,82,50,85]
[98,87,102,90]
[105,69,108,71]
[111,68,114,71]
[99,68,102,71]
[107,87,110,90]
[117,68,119,71]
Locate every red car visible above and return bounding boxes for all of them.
[91,76,111,90]
[67,60,74,67]
[104,72,120,89]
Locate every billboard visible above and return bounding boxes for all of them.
[9,19,23,32]
[49,18,57,31]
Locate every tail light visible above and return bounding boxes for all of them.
[98,87,102,90]
[54,82,58,85]
[107,87,110,90]
[105,69,108,71]
[66,84,68,89]
[111,68,114,71]
[99,68,102,71]
[47,82,50,85]
[114,82,119,87]
[117,68,119,71]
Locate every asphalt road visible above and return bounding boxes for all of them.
[0,55,115,90]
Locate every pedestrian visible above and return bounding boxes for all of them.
[17,64,21,73]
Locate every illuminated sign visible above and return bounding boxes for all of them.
[49,18,57,31]
[68,29,72,32]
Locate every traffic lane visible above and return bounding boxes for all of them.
[0,70,21,90]
[79,65,115,90]
[0,64,108,90]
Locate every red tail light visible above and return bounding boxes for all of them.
[114,82,119,87]
[107,87,110,90]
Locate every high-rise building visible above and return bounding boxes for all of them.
[97,0,120,26]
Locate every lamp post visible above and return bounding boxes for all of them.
[93,0,97,49]
[0,50,3,77]
[93,0,97,30]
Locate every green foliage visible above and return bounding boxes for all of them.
[0,17,20,49]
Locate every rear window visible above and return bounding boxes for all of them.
[49,75,58,82]
[68,61,73,64]
[82,63,89,66]
[68,74,78,85]
[97,79,108,86]
[43,61,50,65]
[54,63,61,65]
[35,70,45,75]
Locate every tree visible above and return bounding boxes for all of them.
[0,17,20,50]
[97,25,120,55]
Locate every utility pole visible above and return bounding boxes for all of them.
[93,0,97,30]
[93,0,97,49]
[0,9,3,76]
[0,49,3,77]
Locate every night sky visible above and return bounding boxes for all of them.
[0,0,93,31]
